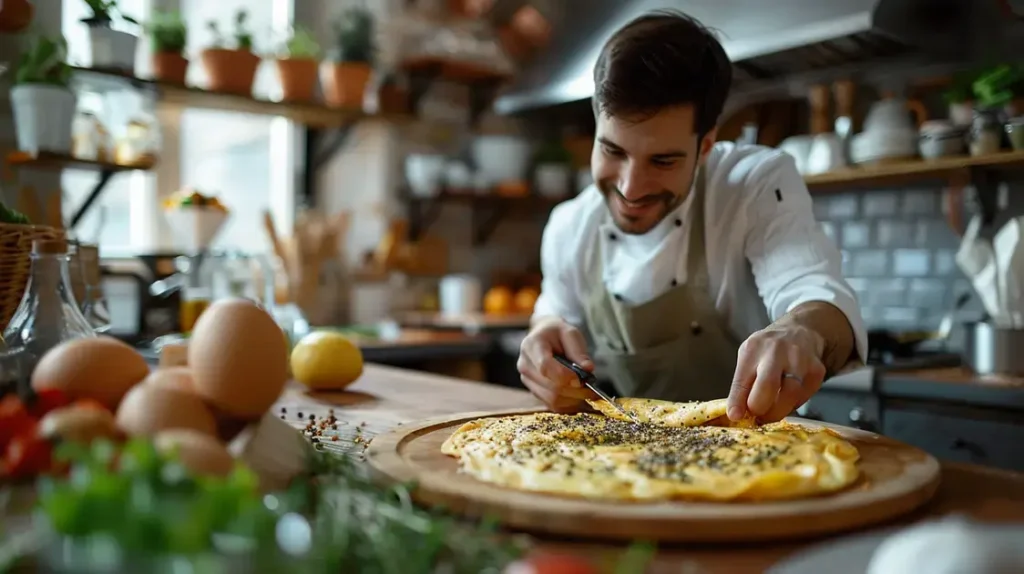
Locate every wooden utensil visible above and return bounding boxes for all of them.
[367,409,941,543]
[262,210,284,262]
[808,84,831,135]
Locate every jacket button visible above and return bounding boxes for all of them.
[675,218,682,227]
[613,293,623,302]
[670,279,678,287]
[690,321,702,335]
[608,232,617,241]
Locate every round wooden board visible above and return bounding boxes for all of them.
[365,408,942,543]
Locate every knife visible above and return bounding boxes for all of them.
[552,353,641,424]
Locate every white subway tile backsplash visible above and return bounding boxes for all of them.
[866,278,907,307]
[862,192,899,217]
[876,220,914,248]
[934,249,957,275]
[902,189,939,216]
[913,220,958,248]
[850,250,889,276]
[841,222,871,248]
[881,306,922,328]
[909,278,949,309]
[892,249,931,276]
[827,195,859,219]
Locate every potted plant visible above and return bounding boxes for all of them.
[81,0,140,74]
[321,6,374,109]
[145,10,188,85]
[201,8,261,96]
[276,26,320,103]
[533,140,574,199]
[943,74,975,128]
[11,35,77,155]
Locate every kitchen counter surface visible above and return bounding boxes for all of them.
[356,328,492,364]
[878,367,1024,411]
[277,365,1024,573]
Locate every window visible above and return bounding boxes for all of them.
[178,0,294,254]
[61,0,151,255]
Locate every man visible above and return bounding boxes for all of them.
[517,10,867,423]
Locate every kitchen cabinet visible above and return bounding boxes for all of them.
[883,399,1024,472]
[800,388,882,433]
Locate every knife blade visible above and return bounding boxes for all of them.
[552,354,641,424]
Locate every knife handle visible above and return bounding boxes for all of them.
[552,353,592,383]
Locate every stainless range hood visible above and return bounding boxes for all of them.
[494,0,1024,115]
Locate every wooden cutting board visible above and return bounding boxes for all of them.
[366,408,942,543]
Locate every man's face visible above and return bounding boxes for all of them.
[592,104,714,234]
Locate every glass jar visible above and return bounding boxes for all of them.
[2,238,97,377]
[970,109,1003,157]
[76,243,111,334]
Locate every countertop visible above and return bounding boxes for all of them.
[355,328,492,363]
[277,365,1024,573]
[820,366,1024,411]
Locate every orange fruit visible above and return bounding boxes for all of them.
[483,286,514,315]
[514,287,539,314]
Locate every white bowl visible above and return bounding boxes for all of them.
[850,129,918,164]
[471,135,533,187]
[405,154,446,198]
[163,207,229,253]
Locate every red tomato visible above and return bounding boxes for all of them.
[504,553,599,574]
[0,395,35,450]
[27,388,71,418]
[3,427,52,479]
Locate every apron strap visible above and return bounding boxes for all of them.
[683,165,710,292]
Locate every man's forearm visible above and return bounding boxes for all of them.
[770,301,856,375]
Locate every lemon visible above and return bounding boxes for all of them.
[290,331,364,390]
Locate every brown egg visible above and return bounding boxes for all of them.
[32,336,150,409]
[188,298,288,419]
[38,405,121,444]
[153,429,235,478]
[115,384,218,437]
[144,367,197,393]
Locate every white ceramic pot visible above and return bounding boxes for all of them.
[471,135,533,187]
[438,274,482,317]
[404,154,446,198]
[949,102,974,128]
[11,84,77,154]
[535,163,572,198]
[87,26,138,73]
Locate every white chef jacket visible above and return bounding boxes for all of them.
[533,141,869,363]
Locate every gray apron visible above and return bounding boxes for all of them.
[583,167,741,402]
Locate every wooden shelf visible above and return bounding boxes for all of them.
[5,151,153,173]
[70,67,417,129]
[159,84,416,128]
[804,151,1024,191]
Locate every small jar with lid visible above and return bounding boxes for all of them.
[1,238,97,377]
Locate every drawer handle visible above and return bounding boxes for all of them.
[951,438,988,459]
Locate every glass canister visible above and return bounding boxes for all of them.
[76,243,111,333]
[176,255,213,333]
[1,238,97,377]
[970,109,1004,157]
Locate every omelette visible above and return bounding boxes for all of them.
[441,397,860,502]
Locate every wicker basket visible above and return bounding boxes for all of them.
[0,223,64,331]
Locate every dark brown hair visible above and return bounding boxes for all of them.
[592,9,732,137]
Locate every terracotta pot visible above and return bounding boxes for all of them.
[201,48,261,96]
[275,58,319,103]
[0,0,34,33]
[152,52,189,85]
[320,62,372,109]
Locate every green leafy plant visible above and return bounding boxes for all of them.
[943,73,975,104]
[282,26,320,59]
[0,200,30,225]
[145,10,187,54]
[330,6,374,64]
[973,63,1024,109]
[207,8,253,51]
[14,35,73,87]
[535,141,573,165]
[81,0,138,26]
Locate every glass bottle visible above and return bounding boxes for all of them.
[2,238,97,377]
[76,243,112,333]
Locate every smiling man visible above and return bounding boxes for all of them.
[517,10,868,422]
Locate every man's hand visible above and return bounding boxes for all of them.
[518,317,598,412]
[726,324,827,423]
